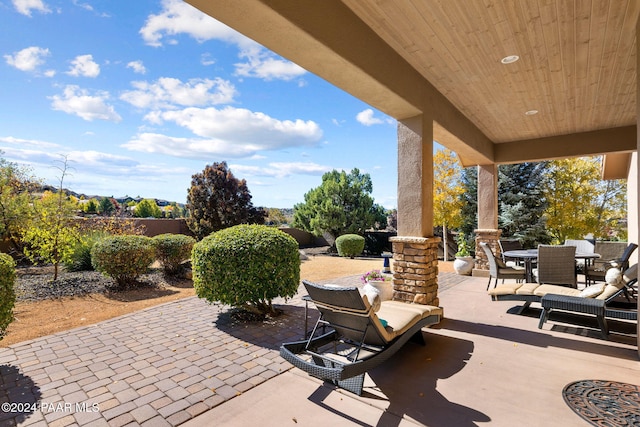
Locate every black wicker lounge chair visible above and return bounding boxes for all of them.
[488,265,637,338]
[280,280,442,395]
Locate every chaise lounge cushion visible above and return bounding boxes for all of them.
[373,301,443,341]
[578,283,606,298]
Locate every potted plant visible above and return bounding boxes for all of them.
[453,233,474,275]
[361,269,393,301]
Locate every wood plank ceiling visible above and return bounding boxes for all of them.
[341,0,640,144]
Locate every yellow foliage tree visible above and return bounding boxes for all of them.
[433,149,465,260]
[542,157,626,243]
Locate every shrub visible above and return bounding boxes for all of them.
[91,235,155,289]
[153,233,196,276]
[0,253,16,340]
[192,224,300,316]
[64,231,107,272]
[335,234,365,258]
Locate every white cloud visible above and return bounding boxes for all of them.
[231,162,331,178]
[12,0,50,16]
[140,0,246,47]
[235,46,306,81]
[4,46,50,72]
[124,106,323,159]
[126,60,146,74]
[120,77,236,110]
[49,85,122,122]
[66,54,100,77]
[151,106,322,147]
[356,109,385,126]
[140,0,305,82]
[0,136,60,150]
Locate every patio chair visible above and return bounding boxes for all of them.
[534,244,577,288]
[480,242,526,291]
[280,280,442,395]
[499,239,524,267]
[585,242,637,285]
[564,239,595,274]
[489,265,637,338]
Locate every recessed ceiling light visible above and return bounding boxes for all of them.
[501,55,520,64]
[525,109,539,116]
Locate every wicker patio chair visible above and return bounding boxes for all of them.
[480,242,526,291]
[499,239,524,267]
[534,244,577,288]
[280,280,442,395]
[585,242,637,285]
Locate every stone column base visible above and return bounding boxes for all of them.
[389,236,441,306]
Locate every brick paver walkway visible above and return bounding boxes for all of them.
[0,272,467,426]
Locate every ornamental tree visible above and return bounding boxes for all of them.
[293,168,387,241]
[186,162,266,240]
[433,149,465,260]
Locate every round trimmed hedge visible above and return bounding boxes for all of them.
[0,253,16,340]
[336,234,365,258]
[192,224,300,315]
[91,235,155,288]
[153,233,196,276]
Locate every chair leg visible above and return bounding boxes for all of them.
[538,307,550,329]
[596,315,609,340]
[486,277,492,291]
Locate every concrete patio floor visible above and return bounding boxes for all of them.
[0,272,638,426]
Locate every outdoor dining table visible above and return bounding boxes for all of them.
[502,249,600,283]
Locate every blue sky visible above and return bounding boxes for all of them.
[0,0,401,209]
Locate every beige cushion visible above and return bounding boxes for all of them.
[515,283,541,295]
[596,264,637,300]
[488,282,523,296]
[578,283,606,298]
[533,284,582,297]
[374,301,443,341]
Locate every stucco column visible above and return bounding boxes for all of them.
[474,164,500,276]
[390,115,440,306]
[636,18,640,354]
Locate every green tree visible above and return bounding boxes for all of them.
[0,156,38,256]
[134,199,162,218]
[98,197,115,216]
[542,157,626,243]
[293,168,387,241]
[84,199,98,214]
[22,158,80,280]
[266,208,287,226]
[186,162,266,239]
[498,162,551,247]
[433,149,464,260]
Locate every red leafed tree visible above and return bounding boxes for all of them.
[186,162,266,240]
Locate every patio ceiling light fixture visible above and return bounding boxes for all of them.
[500,55,519,64]
[525,109,539,116]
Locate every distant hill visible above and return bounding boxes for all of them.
[37,184,184,207]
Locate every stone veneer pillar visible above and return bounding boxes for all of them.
[389,236,441,306]
[473,229,502,275]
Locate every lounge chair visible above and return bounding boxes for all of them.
[280,280,442,395]
[488,265,637,338]
[585,242,637,285]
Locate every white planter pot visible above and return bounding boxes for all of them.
[366,279,393,301]
[453,256,474,276]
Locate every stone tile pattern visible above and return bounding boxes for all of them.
[474,229,502,271]
[390,236,441,306]
[0,289,307,427]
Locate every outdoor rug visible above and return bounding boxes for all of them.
[563,379,640,426]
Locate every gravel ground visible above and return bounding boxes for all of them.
[14,266,167,302]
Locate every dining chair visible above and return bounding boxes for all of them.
[534,245,577,288]
[586,242,637,285]
[480,242,526,290]
[498,239,523,267]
